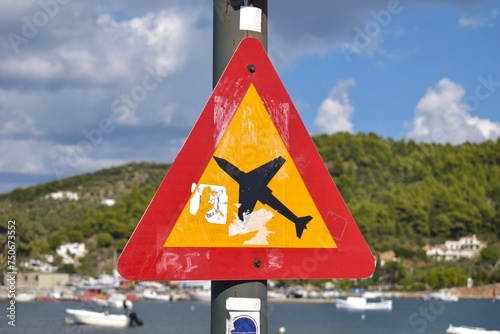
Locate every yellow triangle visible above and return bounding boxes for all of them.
[164,84,337,248]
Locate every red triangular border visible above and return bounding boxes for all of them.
[118,38,374,281]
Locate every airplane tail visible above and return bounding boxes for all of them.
[294,216,312,239]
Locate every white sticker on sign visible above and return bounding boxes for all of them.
[189,183,228,224]
[240,6,262,33]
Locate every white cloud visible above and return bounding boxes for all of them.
[459,9,498,28]
[0,1,37,19]
[340,32,385,61]
[0,0,494,193]
[269,0,415,65]
[0,136,128,178]
[0,3,212,182]
[0,110,45,136]
[407,78,500,144]
[0,57,64,79]
[51,142,129,179]
[459,16,491,28]
[0,139,58,174]
[1,10,189,85]
[314,78,355,135]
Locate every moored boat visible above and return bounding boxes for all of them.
[65,309,129,328]
[188,290,211,303]
[16,293,37,302]
[143,289,172,302]
[93,293,131,309]
[446,324,500,334]
[335,297,392,311]
[428,289,459,302]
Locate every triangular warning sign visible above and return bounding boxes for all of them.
[118,38,374,281]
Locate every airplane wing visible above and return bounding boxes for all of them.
[247,156,286,185]
[213,156,243,180]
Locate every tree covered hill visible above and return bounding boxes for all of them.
[313,133,500,249]
[0,162,169,261]
[0,133,499,282]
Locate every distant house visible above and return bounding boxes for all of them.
[45,191,79,201]
[425,234,486,261]
[377,250,397,268]
[14,272,70,291]
[100,198,116,206]
[379,250,396,262]
[21,258,58,273]
[56,242,87,265]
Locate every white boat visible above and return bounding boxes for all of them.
[335,297,392,311]
[362,291,400,299]
[428,289,459,302]
[93,293,131,309]
[446,324,500,334]
[143,289,172,302]
[189,290,211,303]
[65,309,129,328]
[16,293,37,302]
[268,291,287,300]
[362,291,384,299]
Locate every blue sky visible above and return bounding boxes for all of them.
[0,0,499,193]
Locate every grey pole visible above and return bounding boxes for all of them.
[211,1,268,334]
[213,0,268,87]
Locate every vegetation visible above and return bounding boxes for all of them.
[0,133,499,289]
[0,162,167,279]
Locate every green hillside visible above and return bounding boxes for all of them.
[1,133,499,288]
[313,133,500,246]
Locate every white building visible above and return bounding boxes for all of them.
[101,198,116,206]
[426,235,486,261]
[11,272,70,290]
[56,242,87,264]
[21,258,58,273]
[45,191,79,201]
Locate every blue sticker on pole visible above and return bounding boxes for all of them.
[226,297,260,334]
[231,316,257,334]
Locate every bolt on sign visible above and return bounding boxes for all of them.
[118,38,374,281]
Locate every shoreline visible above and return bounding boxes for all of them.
[1,283,498,303]
[270,283,500,303]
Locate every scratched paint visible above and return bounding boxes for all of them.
[228,208,274,245]
[217,102,284,166]
[267,101,290,147]
[265,249,284,272]
[156,252,202,276]
[214,95,238,147]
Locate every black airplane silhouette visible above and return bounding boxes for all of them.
[213,156,311,239]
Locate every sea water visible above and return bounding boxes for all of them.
[0,298,499,334]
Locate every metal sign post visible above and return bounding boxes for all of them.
[212,2,268,333]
